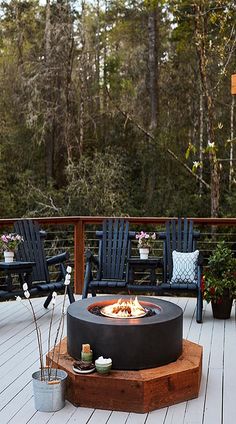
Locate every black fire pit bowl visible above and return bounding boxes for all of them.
[67,296,183,370]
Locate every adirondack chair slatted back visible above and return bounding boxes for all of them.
[164,218,197,283]
[98,219,130,280]
[14,220,50,282]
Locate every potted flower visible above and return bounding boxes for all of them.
[135,231,156,259]
[16,266,72,412]
[0,233,24,262]
[202,241,236,319]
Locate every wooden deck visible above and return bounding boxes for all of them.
[0,295,236,424]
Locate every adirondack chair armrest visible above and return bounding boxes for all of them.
[193,230,200,239]
[47,251,69,266]
[158,232,166,240]
[85,250,99,268]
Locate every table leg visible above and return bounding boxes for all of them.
[150,267,157,285]
[6,273,13,291]
[128,265,135,283]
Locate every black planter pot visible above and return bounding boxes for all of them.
[211,297,233,319]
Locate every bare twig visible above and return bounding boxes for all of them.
[106,88,210,190]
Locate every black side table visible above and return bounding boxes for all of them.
[128,257,163,285]
[0,261,35,292]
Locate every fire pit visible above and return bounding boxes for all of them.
[67,295,183,370]
[100,296,148,319]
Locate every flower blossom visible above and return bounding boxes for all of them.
[23,283,28,291]
[64,274,71,286]
[24,290,30,299]
[193,161,200,168]
[136,231,156,249]
[52,291,57,305]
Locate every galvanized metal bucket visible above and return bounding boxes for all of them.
[32,369,67,412]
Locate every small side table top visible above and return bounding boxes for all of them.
[0,261,35,270]
[0,261,36,292]
[128,257,163,266]
[128,257,163,285]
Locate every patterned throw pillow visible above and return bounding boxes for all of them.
[170,250,199,284]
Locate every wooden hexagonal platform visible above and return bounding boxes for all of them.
[46,338,202,413]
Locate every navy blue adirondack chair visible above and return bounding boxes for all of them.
[159,218,203,323]
[14,219,75,307]
[82,218,134,298]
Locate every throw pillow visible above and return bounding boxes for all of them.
[170,250,199,284]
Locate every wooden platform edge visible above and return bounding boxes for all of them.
[47,338,203,413]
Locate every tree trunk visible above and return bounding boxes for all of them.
[95,0,101,114]
[78,0,86,158]
[198,92,204,195]
[148,3,159,132]
[15,3,23,68]
[194,1,220,217]
[44,0,54,183]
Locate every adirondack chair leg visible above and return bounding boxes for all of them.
[82,289,88,299]
[82,278,90,299]
[67,286,75,303]
[44,292,53,309]
[82,261,92,299]
[196,289,203,323]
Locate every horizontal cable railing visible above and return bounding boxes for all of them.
[0,216,236,294]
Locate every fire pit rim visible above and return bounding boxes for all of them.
[69,295,182,327]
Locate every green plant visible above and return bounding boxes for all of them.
[0,233,24,252]
[203,241,236,303]
[135,231,156,250]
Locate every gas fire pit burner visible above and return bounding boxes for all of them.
[100,296,148,319]
[67,295,183,370]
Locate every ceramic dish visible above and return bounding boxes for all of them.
[95,359,112,374]
[73,366,95,374]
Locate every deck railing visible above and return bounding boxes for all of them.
[0,216,236,294]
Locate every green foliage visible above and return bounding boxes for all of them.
[66,149,132,216]
[0,0,235,219]
[185,143,196,160]
[203,242,236,303]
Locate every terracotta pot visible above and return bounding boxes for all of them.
[211,296,233,319]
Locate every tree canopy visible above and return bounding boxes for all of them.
[0,0,235,218]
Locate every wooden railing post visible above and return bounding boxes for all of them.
[74,219,85,294]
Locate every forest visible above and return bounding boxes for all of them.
[0,0,235,219]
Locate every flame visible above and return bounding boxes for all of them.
[101,297,146,318]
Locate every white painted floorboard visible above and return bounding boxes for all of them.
[0,296,235,424]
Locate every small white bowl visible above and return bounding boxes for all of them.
[95,359,112,366]
[95,358,112,374]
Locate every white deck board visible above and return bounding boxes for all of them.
[125,412,147,424]
[145,408,167,424]
[106,411,129,424]
[222,317,236,424]
[0,295,235,424]
[86,409,112,423]
[66,406,94,423]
